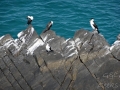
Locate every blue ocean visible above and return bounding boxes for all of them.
[0,0,120,45]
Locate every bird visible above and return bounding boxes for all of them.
[39,36,54,53]
[90,18,99,33]
[27,16,33,25]
[46,42,53,53]
[43,21,53,33]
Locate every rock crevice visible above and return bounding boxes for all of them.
[0,25,120,90]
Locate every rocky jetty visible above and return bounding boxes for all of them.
[0,25,120,90]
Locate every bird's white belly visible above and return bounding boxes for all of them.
[46,44,50,51]
[91,24,95,29]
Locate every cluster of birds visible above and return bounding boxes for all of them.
[27,16,53,53]
[27,16,99,53]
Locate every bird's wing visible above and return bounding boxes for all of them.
[46,22,52,30]
[43,29,48,33]
[93,22,98,30]
[50,47,52,51]
[43,22,52,33]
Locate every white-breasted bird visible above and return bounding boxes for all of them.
[90,18,99,33]
[40,36,53,53]
[46,42,53,52]
[43,21,53,33]
[27,16,33,25]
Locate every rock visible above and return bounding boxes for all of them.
[40,30,65,52]
[74,29,110,62]
[117,34,120,40]
[61,38,78,59]
[0,34,13,46]
[0,25,120,90]
[109,34,120,60]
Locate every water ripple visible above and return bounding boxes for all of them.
[0,0,120,44]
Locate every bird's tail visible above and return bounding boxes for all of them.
[50,50,54,52]
[43,29,48,33]
[50,47,54,52]
[97,29,100,34]
[47,50,54,54]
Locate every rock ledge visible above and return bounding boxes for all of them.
[0,25,120,90]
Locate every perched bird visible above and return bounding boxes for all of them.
[46,42,53,53]
[27,16,33,25]
[43,21,53,33]
[39,36,53,53]
[90,18,99,33]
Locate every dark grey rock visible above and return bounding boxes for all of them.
[0,58,23,90]
[18,25,39,45]
[0,34,13,46]
[110,34,120,60]
[3,56,31,90]
[40,30,65,53]
[74,29,110,62]
[0,69,15,90]
[61,38,78,59]
[0,25,120,90]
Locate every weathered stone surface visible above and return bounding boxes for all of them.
[110,35,120,60]
[0,25,120,90]
[0,34,13,46]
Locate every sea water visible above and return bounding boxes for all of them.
[0,0,120,45]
